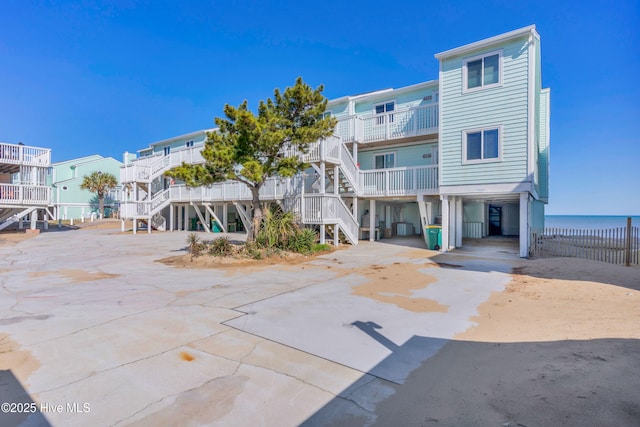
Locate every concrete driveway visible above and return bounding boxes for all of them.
[0,228,514,426]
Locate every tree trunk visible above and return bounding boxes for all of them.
[98,194,105,219]
[249,186,263,242]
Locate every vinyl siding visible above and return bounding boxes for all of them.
[327,101,349,119]
[354,85,438,116]
[440,37,531,187]
[151,132,208,156]
[357,142,438,170]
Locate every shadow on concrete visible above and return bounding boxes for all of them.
[0,370,51,427]
[302,332,640,426]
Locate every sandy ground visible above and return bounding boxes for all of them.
[457,257,640,343]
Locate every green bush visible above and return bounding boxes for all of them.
[256,206,299,250]
[209,236,234,256]
[287,228,318,254]
[311,243,332,253]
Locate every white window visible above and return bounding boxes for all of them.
[462,127,501,163]
[463,50,502,92]
[322,111,332,119]
[185,140,194,148]
[374,101,395,125]
[163,146,171,156]
[374,152,395,169]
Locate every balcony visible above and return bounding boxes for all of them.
[0,142,51,174]
[335,103,438,144]
[359,165,439,197]
[0,184,51,206]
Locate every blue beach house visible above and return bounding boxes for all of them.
[119,25,550,258]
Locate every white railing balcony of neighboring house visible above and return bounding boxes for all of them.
[121,146,206,183]
[335,103,438,144]
[359,165,439,197]
[0,184,51,205]
[0,143,51,166]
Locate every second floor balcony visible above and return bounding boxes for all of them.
[0,142,51,169]
[335,103,438,144]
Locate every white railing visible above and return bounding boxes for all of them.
[335,116,362,143]
[338,104,438,144]
[0,184,51,205]
[301,194,359,244]
[359,165,438,196]
[121,146,206,183]
[0,143,51,166]
[168,178,286,204]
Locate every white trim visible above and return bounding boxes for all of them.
[527,33,536,179]
[435,25,536,59]
[439,182,533,195]
[147,129,215,148]
[462,50,503,94]
[461,126,503,164]
[438,60,443,190]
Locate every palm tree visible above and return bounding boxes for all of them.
[80,171,118,219]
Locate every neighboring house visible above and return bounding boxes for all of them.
[49,155,125,220]
[0,142,52,231]
[120,25,550,257]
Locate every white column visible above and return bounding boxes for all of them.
[183,204,189,231]
[222,203,228,231]
[43,211,48,230]
[352,197,358,218]
[334,165,339,194]
[320,224,326,244]
[441,195,449,251]
[334,224,339,246]
[177,205,183,231]
[320,162,326,194]
[169,205,174,231]
[30,212,37,230]
[369,199,376,242]
[133,219,137,235]
[519,192,529,258]
[121,219,125,232]
[455,197,463,248]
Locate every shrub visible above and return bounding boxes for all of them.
[256,206,299,250]
[186,233,202,260]
[209,236,234,256]
[287,228,318,254]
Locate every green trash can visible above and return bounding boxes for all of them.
[425,225,442,250]
[211,220,222,232]
[190,218,198,231]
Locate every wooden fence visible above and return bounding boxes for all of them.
[529,219,639,266]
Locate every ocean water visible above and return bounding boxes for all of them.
[545,215,640,229]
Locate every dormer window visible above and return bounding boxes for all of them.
[163,146,171,156]
[186,140,194,148]
[463,50,502,92]
[374,101,395,125]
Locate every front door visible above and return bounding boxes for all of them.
[488,205,502,236]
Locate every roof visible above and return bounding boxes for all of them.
[434,25,537,60]
[145,128,216,149]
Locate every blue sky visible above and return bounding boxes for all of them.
[1,0,638,215]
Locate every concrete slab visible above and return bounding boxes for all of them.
[226,245,512,383]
